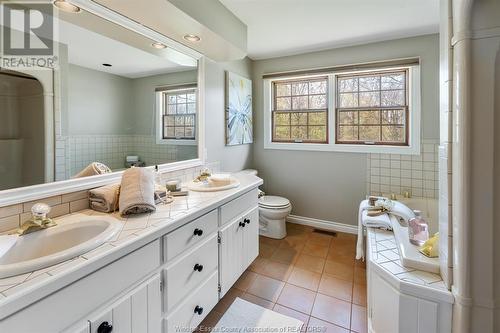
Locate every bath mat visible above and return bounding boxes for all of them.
[213,297,303,332]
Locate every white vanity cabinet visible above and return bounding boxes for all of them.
[0,186,260,333]
[219,206,259,296]
[85,274,162,333]
[164,188,259,330]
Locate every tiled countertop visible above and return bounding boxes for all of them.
[0,174,263,319]
[366,227,454,304]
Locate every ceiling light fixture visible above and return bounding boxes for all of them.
[183,34,201,43]
[151,42,167,49]
[102,63,112,67]
[53,0,81,13]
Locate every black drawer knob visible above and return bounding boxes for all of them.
[193,228,203,236]
[97,321,113,333]
[239,221,246,227]
[194,305,204,315]
[194,263,204,272]
[244,218,250,224]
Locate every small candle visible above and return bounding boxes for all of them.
[166,180,180,192]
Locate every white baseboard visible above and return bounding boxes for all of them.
[287,214,358,235]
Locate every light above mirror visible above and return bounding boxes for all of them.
[152,42,167,49]
[53,0,81,13]
[183,34,201,43]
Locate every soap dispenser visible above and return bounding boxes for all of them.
[408,210,429,246]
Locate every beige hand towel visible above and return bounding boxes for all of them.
[119,167,156,216]
[74,162,112,178]
[89,184,120,213]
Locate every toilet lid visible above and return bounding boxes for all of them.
[259,195,290,208]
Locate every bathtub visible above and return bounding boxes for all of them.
[365,196,453,333]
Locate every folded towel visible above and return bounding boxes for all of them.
[74,162,112,178]
[362,210,392,229]
[89,184,120,213]
[356,199,416,260]
[356,200,371,260]
[119,168,156,216]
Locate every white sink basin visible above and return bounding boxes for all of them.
[187,177,240,192]
[0,217,121,279]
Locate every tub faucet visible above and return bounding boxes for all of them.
[16,203,57,236]
[403,190,411,198]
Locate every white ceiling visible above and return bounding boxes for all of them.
[219,0,440,60]
[58,19,195,79]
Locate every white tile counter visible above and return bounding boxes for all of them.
[0,173,263,320]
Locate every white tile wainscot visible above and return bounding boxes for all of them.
[366,228,453,333]
[0,173,262,333]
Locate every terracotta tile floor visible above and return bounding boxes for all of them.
[197,223,367,333]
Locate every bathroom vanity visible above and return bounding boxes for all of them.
[0,174,262,332]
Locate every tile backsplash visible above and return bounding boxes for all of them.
[366,139,439,198]
[0,161,220,233]
[55,135,197,181]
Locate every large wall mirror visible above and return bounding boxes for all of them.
[0,2,203,197]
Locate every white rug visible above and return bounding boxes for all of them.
[213,297,304,332]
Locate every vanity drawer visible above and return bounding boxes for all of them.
[165,271,218,333]
[164,234,218,312]
[220,189,258,226]
[164,209,218,262]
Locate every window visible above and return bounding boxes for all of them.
[336,70,408,145]
[272,76,328,143]
[263,64,421,154]
[156,85,197,144]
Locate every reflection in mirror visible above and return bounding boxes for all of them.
[0,7,199,190]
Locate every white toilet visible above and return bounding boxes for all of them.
[241,169,292,239]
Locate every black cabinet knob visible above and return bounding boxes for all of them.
[194,305,204,315]
[239,221,246,228]
[194,263,204,272]
[193,228,203,236]
[244,218,250,224]
[97,321,113,333]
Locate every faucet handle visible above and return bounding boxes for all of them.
[31,203,51,219]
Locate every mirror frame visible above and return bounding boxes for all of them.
[0,0,206,207]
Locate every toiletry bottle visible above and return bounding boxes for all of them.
[408,210,429,246]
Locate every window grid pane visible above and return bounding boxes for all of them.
[272,76,329,143]
[336,70,408,145]
[162,88,196,140]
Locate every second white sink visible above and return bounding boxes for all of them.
[0,217,121,279]
[187,177,240,192]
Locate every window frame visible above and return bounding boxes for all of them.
[335,69,409,146]
[155,84,198,146]
[263,65,421,155]
[271,76,330,144]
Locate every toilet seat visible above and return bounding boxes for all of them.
[258,196,290,209]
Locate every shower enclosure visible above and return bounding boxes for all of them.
[0,69,54,190]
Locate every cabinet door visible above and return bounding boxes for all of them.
[218,217,244,297]
[242,206,259,269]
[89,274,162,333]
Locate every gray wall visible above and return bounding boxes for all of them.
[131,70,198,135]
[252,34,439,226]
[204,57,253,171]
[67,64,134,136]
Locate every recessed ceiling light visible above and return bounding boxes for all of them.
[102,63,112,67]
[151,42,167,49]
[53,0,81,13]
[183,34,201,42]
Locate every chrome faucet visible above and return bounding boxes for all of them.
[16,203,57,236]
